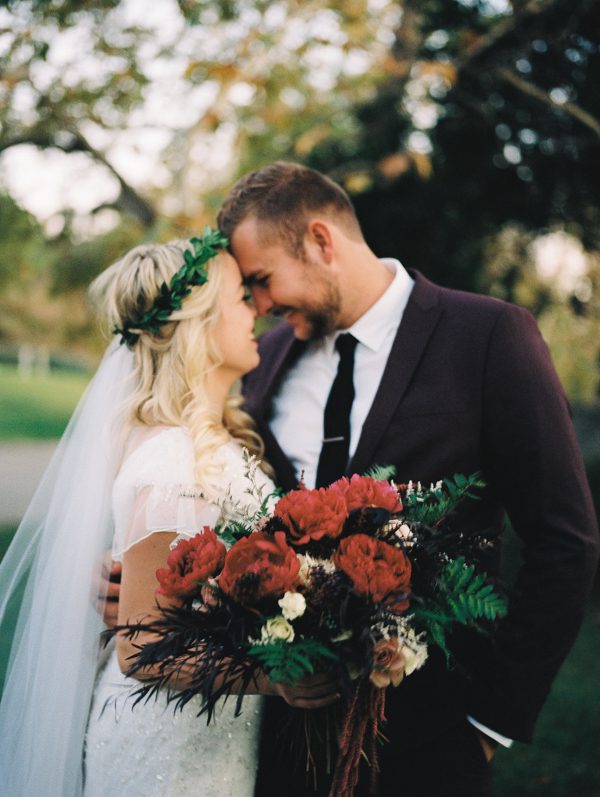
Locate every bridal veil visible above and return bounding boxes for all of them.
[0,341,135,797]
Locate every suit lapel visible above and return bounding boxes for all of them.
[349,272,443,476]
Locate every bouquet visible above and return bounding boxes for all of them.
[110,459,506,797]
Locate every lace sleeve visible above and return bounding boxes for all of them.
[111,427,221,560]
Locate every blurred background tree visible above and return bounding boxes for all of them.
[0,0,400,351]
[0,0,598,399]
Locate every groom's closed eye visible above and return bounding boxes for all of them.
[246,274,270,287]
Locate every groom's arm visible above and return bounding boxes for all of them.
[468,303,599,741]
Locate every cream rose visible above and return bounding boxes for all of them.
[401,642,428,675]
[261,616,295,644]
[278,591,306,620]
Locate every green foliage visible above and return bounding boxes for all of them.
[214,448,284,544]
[51,220,146,294]
[440,557,507,623]
[538,304,600,406]
[364,464,397,481]
[0,204,148,350]
[442,472,486,508]
[0,196,49,291]
[412,555,507,661]
[403,472,486,526]
[247,638,337,685]
[114,228,228,346]
[217,487,284,545]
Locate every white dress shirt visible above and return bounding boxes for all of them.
[270,258,413,489]
[269,257,513,749]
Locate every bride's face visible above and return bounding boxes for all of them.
[212,253,259,379]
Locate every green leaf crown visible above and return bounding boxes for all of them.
[113,226,229,347]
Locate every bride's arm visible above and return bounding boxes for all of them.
[116,530,180,674]
[116,531,340,708]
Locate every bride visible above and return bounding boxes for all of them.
[0,232,276,796]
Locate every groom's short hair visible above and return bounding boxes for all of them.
[217,161,363,257]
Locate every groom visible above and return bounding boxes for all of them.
[217,161,599,797]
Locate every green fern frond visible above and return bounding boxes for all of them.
[411,555,507,662]
[439,557,507,624]
[410,607,453,663]
[364,464,397,481]
[443,472,486,503]
[402,472,486,526]
[247,639,338,685]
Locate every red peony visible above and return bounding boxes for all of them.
[156,527,226,599]
[334,533,411,610]
[219,531,300,605]
[329,475,403,514]
[273,488,348,546]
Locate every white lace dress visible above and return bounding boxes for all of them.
[84,427,276,797]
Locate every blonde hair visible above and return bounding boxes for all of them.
[89,239,268,486]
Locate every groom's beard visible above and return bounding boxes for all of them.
[304,307,338,340]
[296,270,343,341]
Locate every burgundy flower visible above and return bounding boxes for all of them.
[274,488,348,546]
[329,475,403,514]
[334,533,411,610]
[219,531,300,605]
[156,527,226,599]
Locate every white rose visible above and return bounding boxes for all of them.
[261,616,295,644]
[278,591,306,621]
[401,643,428,675]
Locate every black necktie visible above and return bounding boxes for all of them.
[315,333,358,488]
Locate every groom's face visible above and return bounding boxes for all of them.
[231,215,342,341]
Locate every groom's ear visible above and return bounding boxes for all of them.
[305,219,334,264]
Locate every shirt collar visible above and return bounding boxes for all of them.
[339,259,414,353]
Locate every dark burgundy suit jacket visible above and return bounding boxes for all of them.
[243,272,599,787]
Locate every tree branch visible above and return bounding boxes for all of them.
[496,67,600,140]
[72,130,156,227]
[0,129,156,227]
[455,0,567,70]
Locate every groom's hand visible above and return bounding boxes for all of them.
[477,731,497,763]
[270,672,341,709]
[93,551,122,628]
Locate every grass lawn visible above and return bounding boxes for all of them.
[0,522,598,796]
[493,594,600,797]
[0,364,90,439]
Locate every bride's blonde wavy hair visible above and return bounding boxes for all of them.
[89,239,269,486]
